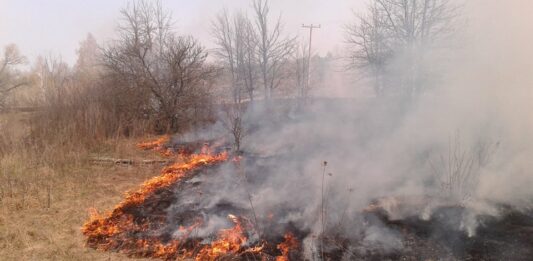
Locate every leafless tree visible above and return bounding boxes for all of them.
[37,56,72,107]
[429,133,499,204]
[212,10,258,103]
[220,102,246,153]
[374,0,457,44]
[236,13,259,102]
[102,0,216,133]
[346,0,457,96]
[346,3,391,96]
[30,36,137,143]
[0,44,28,110]
[252,0,295,100]
[213,1,295,151]
[213,0,296,103]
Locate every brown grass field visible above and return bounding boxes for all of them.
[0,112,164,260]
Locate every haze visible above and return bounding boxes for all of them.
[0,0,361,64]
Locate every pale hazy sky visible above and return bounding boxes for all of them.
[0,0,364,65]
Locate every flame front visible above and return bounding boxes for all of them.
[137,135,169,151]
[82,137,228,259]
[195,214,253,260]
[276,232,299,261]
[83,137,296,260]
[122,152,228,207]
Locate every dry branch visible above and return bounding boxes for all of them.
[90,157,169,165]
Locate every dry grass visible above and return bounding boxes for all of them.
[0,112,166,260]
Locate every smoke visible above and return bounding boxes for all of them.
[454,0,533,207]
[165,0,533,257]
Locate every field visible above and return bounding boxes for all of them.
[0,112,160,260]
[2,0,533,259]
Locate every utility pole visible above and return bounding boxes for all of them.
[301,24,320,98]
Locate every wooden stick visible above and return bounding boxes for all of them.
[90,157,169,165]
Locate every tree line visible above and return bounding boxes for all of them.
[0,0,458,141]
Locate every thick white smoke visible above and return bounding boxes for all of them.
[171,0,533,257]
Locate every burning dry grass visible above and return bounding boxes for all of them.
[82,138,261,259]
[195,214,262,260]
[0,112,286,260]
[80,137,302,260]
[82,145,230,258]
[276,233,299,261]
[136,135,170,153]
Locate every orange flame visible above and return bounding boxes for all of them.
[276,232,299,261]
[83,138,274,259]
[193,214,264,260]
[82,141,228,258]
[121,152,228,208]
[195,214,250,260]
[136,135,170,151]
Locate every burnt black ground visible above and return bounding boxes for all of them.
[362,206,533,261]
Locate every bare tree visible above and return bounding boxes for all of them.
[212,1,296,151]
[30,37,136,143]
[252,0,295,100]
[236,13,259,102]
[220,102,246,153]
[37,56,72,107]
[374,0,457,45]
[102,0,216,133]
[213,0,296,103]
[429,133,499,204]
[0,44,28,110]
[212,10,238,103]
[346,0,457,96]
[346,3,391,96]
[212,10,258,103]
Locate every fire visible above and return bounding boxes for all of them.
[137,135,169,151]
[83,137,296,260]
[82,139,229,258]
[195,214,263,260]
[137,135,176,157]
[196,214,250,260]
[276,232,299,261]
[121,152,228,207]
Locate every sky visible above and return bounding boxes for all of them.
[0,0,363,65]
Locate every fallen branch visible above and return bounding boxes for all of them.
[90,157,169,165]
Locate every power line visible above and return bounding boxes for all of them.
[301,24,321,94]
